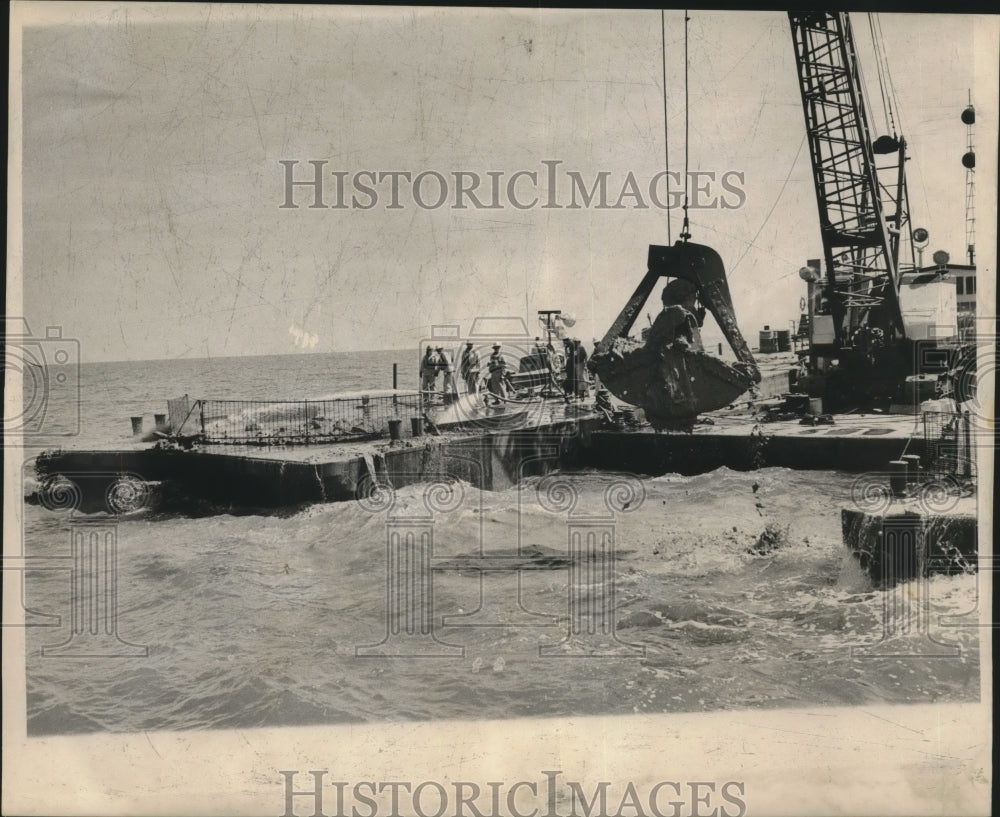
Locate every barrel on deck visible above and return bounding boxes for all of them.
[759,328,778,354]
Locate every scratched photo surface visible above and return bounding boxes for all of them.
[5,5,995,817]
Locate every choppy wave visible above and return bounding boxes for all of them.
[22,467,980,734]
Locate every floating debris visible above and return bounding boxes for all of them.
[747,523,790,556]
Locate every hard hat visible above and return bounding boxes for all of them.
[492,343,502,349]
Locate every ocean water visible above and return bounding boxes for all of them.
[16,352,981,734]
[22,349,420,450]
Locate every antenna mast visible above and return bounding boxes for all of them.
[962,93,976,266]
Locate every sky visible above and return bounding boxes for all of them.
[11,5,999,363]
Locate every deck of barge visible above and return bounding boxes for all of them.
[30,407,932,510]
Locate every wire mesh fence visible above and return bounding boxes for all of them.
[923,410,976,480]
[174,394,425,445]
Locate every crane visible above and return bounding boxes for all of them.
[790,12,908,343]
[789,11,962,410]
[590,11,964,425]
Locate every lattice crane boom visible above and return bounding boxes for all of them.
[788,12,906,344]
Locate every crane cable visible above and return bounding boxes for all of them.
[867,13,899,137]
[867,14,892,136]
[680,9,692,242]
[875,14,904,136]
[870,12,917,269]
[661,10,672,245]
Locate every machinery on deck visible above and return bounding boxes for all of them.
[590,11,972,426]
[503,310,575,398]
[788,12,971,410]
[588,241,761,429]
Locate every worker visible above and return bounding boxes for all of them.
[420,345,439,399]
[486,343,508,402]
[437,346,457,398]
[590,339,604,390]
[646,278,705,354]
[459,341,480,394]
[595,387,615,425]
[573,339,589,399]
[562,337,577,398]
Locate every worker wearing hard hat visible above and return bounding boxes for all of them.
[561,337,576,398]
[573,339,590,399]
[438,346,457,398]
[486,343,508,402]
[459,341,480,394]
[420,346,439,398]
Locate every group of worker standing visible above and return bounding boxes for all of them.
[420,342,487,400]
[420,338,592,404]
[420,345,457,399]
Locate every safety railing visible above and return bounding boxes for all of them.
[923,410,976,480]
[173,394,424,445]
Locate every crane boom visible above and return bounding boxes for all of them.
[788,12,906,344]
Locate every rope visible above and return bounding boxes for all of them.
[681,9,691,242]
[867,14,892,136]
[874,14,902,136]
[661,10,672,245]
[864,14,901,138]
[728,133,807,279]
